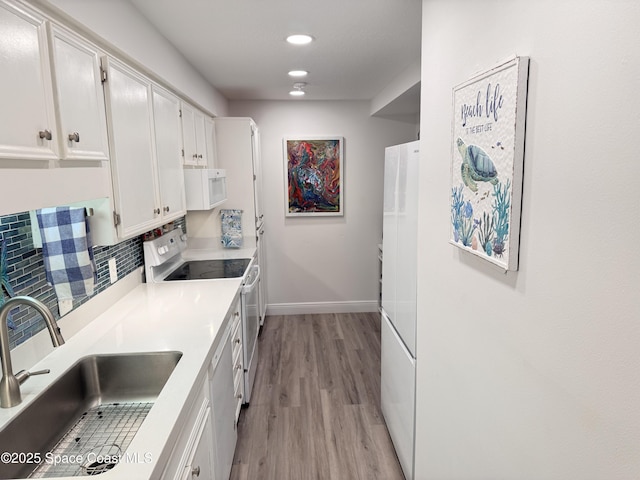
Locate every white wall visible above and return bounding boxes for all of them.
[230,100,417,314]
[416,1,640,479]
[39,0,228,116]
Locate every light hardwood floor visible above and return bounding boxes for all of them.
[230,312,406,480]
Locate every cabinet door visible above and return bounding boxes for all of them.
[102,56,159,239]
[193,109,207,166]
[257,226,267,325]
[0,1,58,162]
[178,408,214,480]
[251,124,264,227]
[50,25,109,162]
[152,85,186,221]
[210,329,236,480]
[181,102,198,166]
[204,116,217,168]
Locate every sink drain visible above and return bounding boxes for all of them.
[80,443,121,477]
[83,460,117,476]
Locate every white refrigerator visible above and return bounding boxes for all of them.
[381,140,419,480]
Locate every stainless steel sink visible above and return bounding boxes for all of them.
[0,351,182,479]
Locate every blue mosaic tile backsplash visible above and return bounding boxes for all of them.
[0,212,185,349]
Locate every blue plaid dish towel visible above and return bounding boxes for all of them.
[36,207,97,301]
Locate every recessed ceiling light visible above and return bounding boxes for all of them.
[289,90,306,97]
[286,34,314,45]
[288,70,309,78]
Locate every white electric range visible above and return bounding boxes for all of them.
[143,228,261,404]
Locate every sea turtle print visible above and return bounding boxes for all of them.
[456,137,499,192]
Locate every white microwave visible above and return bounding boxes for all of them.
[184,169,227,210]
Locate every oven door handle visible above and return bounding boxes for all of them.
[242,265,260,293]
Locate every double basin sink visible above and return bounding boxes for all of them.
[0,351,182,478]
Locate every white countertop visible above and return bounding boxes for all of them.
[0,238,256,479]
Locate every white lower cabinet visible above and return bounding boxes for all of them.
[209,320,237,480]
[230,298,244,419]
[162,306,239,480]
[179,407,214,480]
[162,381,214,480]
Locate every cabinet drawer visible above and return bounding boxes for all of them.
[232,338,243,370]
[231,318,242,358]
[233,373,243,421]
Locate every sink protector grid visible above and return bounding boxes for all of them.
[29,402,153,478]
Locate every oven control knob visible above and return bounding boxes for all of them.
[157,246,168,255]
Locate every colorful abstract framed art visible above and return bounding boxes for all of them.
[450,56,530,271]
[283,136,344,217]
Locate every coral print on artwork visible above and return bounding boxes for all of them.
[450,56,529,271]
[284,137,343,216]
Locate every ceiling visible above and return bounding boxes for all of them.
[128,0,422,104]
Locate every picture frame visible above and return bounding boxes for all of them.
[283,136,344,217]
[450,56,530,271]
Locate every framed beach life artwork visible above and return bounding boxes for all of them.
[450,56,530,271]
[284,136,344,217]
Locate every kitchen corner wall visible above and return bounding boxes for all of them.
[416,1,640,479]
[229,100,417,314]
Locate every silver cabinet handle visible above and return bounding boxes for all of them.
[191,466,200,477]
[39,129,52,140]
[68,132,80,142]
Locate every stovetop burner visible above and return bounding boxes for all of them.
[164,258,251,281]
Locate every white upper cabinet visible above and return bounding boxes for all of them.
[181,102,209,167]
[50,25,109,162]
[251,124,264,226]
[151,85,186,222]
[204,116,217,168]
[0,0,58,162]
[102,56,159,239]
[103,56,187,241]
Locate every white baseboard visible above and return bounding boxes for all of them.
[266,301,379,316]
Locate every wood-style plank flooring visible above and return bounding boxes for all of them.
[230,312,405,480]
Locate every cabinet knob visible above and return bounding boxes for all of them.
[164,206,170,213]
[191,465,200,477]
[197,154,203,159]
[154,208,161,215]
[192,154,198,159]
[39,129,52,141]
[235,338,241,344]
[236,394,243,400]
[68,132,80,142]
